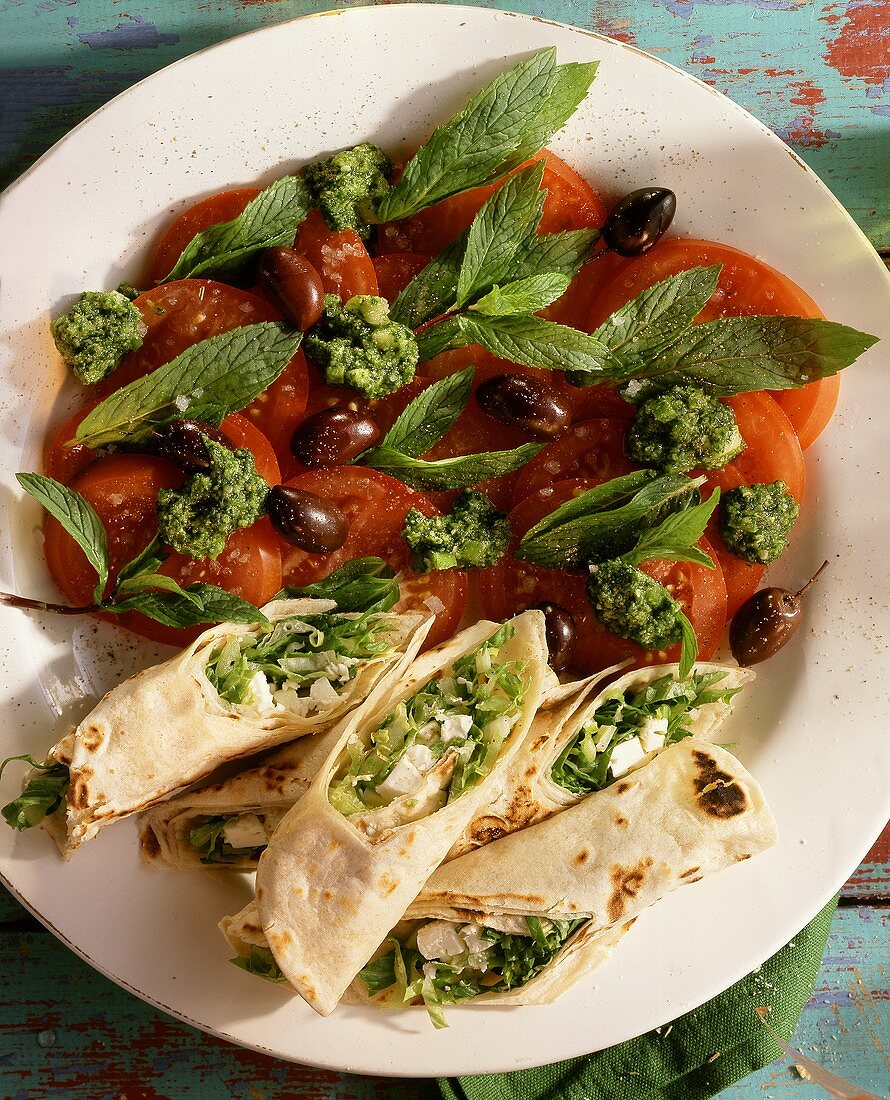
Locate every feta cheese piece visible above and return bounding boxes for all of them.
[404,743,436,773]
[309,676,341,707]
[440,713,473,742]
[375,755,424,802]
[221,814,267,850]
[272,685,311,717]
[608,736,647,779]
[638,717,669,753]
[244,671,274,713]
[460,924,491,955]
[416,921,467,961]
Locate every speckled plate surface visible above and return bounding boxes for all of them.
[0,5,888,1077]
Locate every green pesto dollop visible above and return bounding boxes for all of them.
[625,385,745,474]
[403,491,510,572]
[156,439,269,560]
[587,560,682,651]
[304,143,392,240]
[304,294,419,399]
[50,290,145,386]
[719,480,799,564]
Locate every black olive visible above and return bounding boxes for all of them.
[257,248,325,331]
[266,485,350,553]
[476,375,571,440]
[603,188,677,257]
[533,601,577,671]
[290,406,380,468]
[148,419,233,472]
[729,561,828,667]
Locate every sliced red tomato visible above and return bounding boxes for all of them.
[588,237,825,330]
[295,209,378,300]
[770,376,840,450]
[511,418,635,505]
[372,253,431,302]
[43,454,282,647]
[148,188,261,285]
[378,151,605,255]
[276,468,466,649]
[477,480,726,674]
[698,392,805,617]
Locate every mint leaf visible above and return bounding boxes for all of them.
[615,315,879,397]
[114,535,165,586]
[456,313,610,374]
[470,273,571,317]
[416,315,468,363]
[359,443,542,491]
[390,235,466,328]
[276,558,399,613]
[517,473,701,569]
[510,227,600,280]
[375,51,559,223]
[75,323,302,448]
[456,161,546,307]
[677,610,699,680]
[159,176,311,282]
[378,368,473,457]
[114,572,203,601]
[112,583,267,628]
[588,265,721,371]
[376,51,596,223]
[621,490,720,568]
[17,474,109,601]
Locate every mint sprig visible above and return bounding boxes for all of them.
[159,176,311,282]
[469,274,571,317]
[13,476,267,631]
[274,558,400,614]
[620,490,720,569]
[74,323,302,449]
[356,369,542,490]
[375,50,597,223]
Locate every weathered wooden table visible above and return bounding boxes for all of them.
[1,2,887,1097]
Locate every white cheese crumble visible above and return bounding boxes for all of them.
[416,921,467,961]
[638,717,669,753]
[221,814,267,850]
[608,736,647,778]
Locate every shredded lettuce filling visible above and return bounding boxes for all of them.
[0,757,70,831]
[229,946,287,984]
[359,916,585,1028]
[188,814,267,865]
[328,625,527,816]
[551,670,741,795]
[205,611,398,713]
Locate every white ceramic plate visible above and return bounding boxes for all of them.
[1,5,888,1077]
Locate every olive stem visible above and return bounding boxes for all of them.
[0,592,98,615]
[795,559,829,599]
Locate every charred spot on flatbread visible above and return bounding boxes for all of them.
[140,826,161,859]
[530,734,549,752]
[469,816,508,847]
[607,857,653,922]
[737,853,752,861]
[574,848,590,866]
[378,872,399,898]
[615,814,628,828]
[69,773,91,810]
[692,750,749,818]
[680,866,701,878]
[615,781,632,795]
[81,724,104,753]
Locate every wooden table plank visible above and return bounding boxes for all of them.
[0,901,885,1099]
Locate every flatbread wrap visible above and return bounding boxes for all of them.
[25,599,430,854]
[251,611,551,1016]
[452,662,753,858]
[139,722,345,871]
[350,738,776,1022]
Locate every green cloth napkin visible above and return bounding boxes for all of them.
[438,897,837,1100]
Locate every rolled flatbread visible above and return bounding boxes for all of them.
[49,599,431,854]
[139,723,345,871]
[451,662,753,858]
[252,611,551,1016]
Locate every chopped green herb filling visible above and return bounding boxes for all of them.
[50,290,145,385]
[403,491,510,572]
[0,758,70,830]
[625,385,745,474]
[188,814,268,864]
[587,560,683,651]
[304,295,419,399]
[328,625,527,815]
[230,946,287,984]
[719,480,799,564]
[156,440,268,560]
[359,916,585,1028]
[551,671,741,794]
[304,143,392,240]
[205,611,398,715]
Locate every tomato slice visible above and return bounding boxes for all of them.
[276,468,466,649]
[378,151,605,255]
[295,209,378,301]
[43,454,282,647]
[477,480,726,674]
[372,253,431,302]
[511,418,635,506]
[770,375,840,450]
[148,188,261,285]
[588,237,824,330]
